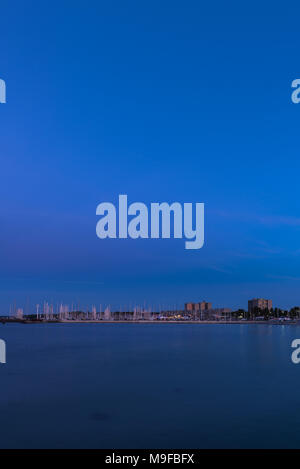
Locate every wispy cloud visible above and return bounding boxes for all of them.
[267,274,300,281]
[214,208,300,227]
[257,215,300,227]
[208,265,233,274]
[63,280,105,285]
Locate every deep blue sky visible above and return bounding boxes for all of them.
[1,1,300,312]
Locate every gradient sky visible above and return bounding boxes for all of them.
[1,1,300,312]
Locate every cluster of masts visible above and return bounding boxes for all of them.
[9,302,157,321]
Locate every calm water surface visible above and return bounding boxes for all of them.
[0,323,299,448]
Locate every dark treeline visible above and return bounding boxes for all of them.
[231,307,300,320]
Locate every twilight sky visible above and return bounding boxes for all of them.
[1,1,300,312]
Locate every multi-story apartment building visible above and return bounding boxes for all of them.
[185,301,212,312]
[185,302,195,312]
[248,298,272,313]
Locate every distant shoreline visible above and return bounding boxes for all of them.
[1,319,298,325]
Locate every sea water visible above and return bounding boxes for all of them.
[0,323,299,448]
